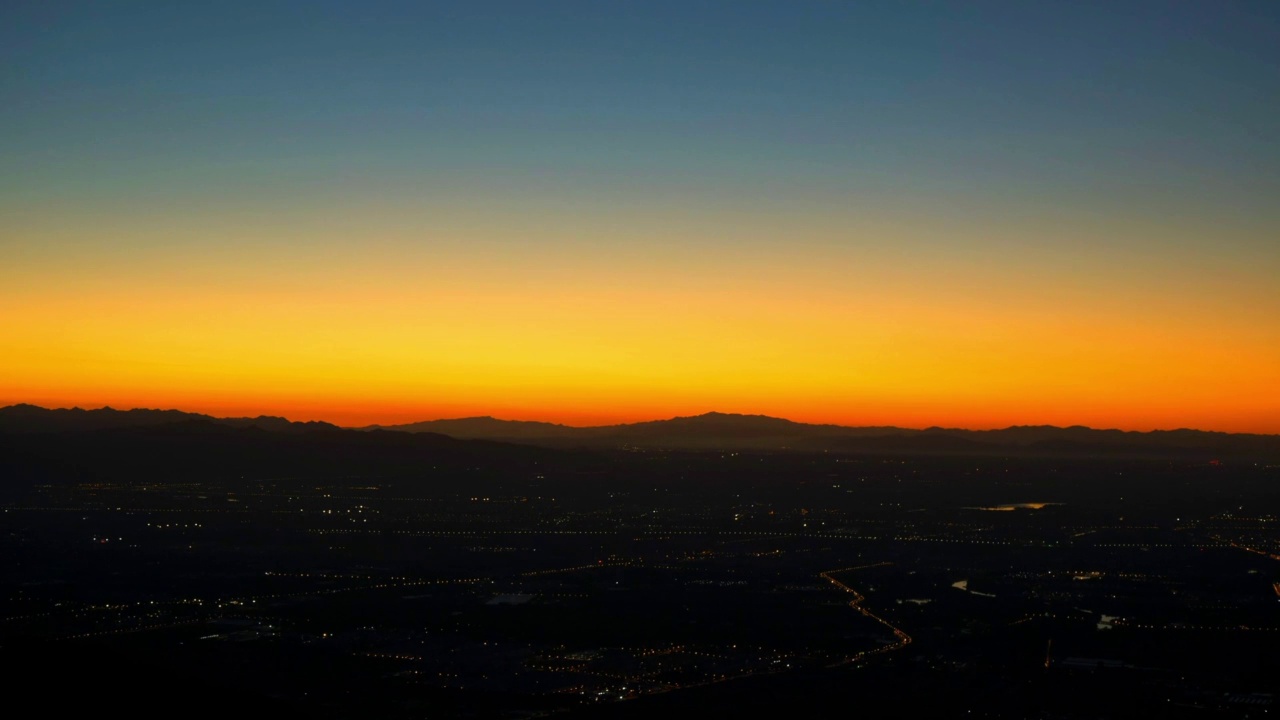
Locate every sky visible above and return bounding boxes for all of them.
[2,1,1278,431]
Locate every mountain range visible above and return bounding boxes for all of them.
[0,404,548,484]
[3,404,1278,461]
[360,412,1280,458]
[0,403,339,434]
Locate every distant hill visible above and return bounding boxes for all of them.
[364,411,1280,460]
[0,414,551,485]
[358,411,914,447]
[5,405,1278,461]
[0,403,338,434]
[362,416,582,441]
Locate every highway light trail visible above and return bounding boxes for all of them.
[820,562,912,666]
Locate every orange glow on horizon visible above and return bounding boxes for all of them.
[2,392,1276,436]
[3,215,1277,435]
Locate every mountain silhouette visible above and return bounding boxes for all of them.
[0,407,551,484]
[361,416,580,440]
[4,405,1278,462]
[0,403,338,434]
[363,411,1280,459]
[1,426,552,485]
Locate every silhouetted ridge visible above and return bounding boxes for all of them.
[361,416,580,440]
[4,405,1278,460]
[365,411,1280,459]
[0,404,339,434]
[0,415,552,484]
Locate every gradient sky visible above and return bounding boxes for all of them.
[2,1,1278,431]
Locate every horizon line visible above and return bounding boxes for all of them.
[3,402,1274,438]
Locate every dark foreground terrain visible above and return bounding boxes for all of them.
[3,421,1279,717]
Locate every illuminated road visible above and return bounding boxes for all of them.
[819,562,913,666]
[1210,534,1280,562]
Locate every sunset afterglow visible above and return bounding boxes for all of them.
[3,3,1277,431]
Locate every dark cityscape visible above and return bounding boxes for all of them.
[3,407,1279,717]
